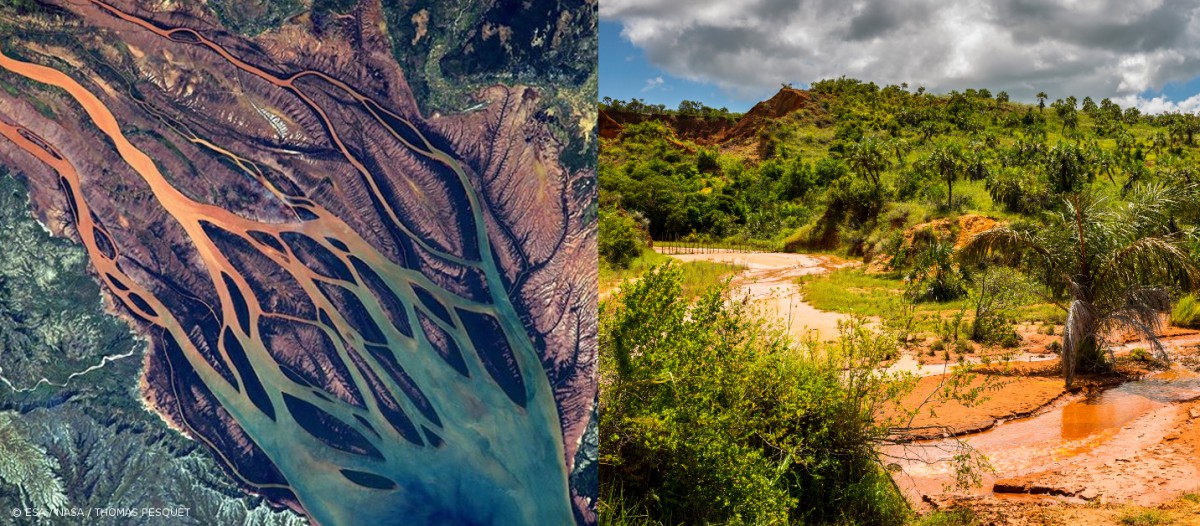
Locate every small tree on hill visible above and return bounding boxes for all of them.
[847,136,891,194]
[918,141,966,209]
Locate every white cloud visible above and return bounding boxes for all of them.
[1115,92,1200,114]
[602,0,1200,113]
[641,76,665,92]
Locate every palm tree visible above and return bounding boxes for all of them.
[847,136,890,192]
[1043,141,1091,193]
[1037,91,1048,112]
[919,141,965,209]
[960,184,1199,387]
[887,136,911,167]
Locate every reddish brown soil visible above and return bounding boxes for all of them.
[940,492,1200,526]
[902,343,1200,524]
[598,110,735,144]
[600,87,828,160]
[926,399,1200,524]
[716,88,826,145]
[890,369,1066,439]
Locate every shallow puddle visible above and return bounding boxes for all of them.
[1061,369,1200,444]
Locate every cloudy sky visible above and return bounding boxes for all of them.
[600,0,1200,113]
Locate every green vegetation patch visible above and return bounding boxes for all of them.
[0,173,138,389]
[600,266,913,525]
[207,0,304,36]
[798,268,910,317]
[1172,293,1200,328]
[599,250,742,300]
[1119,509,1173,526]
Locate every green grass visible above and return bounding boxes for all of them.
[655,239,779,252]
[1172,293,1200,328]
[597,486,662,526]
[1119,509,1173,526]
[1014,302,1066,325]
[797,268,907,317]
[912,508,978,526]
[600,249,744,299]
[797,268,969,317]
[799,268,1066,326]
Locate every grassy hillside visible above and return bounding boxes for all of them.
[599,78,1200,262]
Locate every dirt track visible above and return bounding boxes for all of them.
[662,250,857,341]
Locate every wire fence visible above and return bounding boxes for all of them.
[653,233,777,254]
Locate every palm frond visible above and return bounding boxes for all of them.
[1122,181,1193,236]
[1095,235,1200,297]
[958,226,1049,267]
[1103,310,1168,360]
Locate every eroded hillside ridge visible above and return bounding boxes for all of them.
[599,88,827,150]
[0,0,596,523]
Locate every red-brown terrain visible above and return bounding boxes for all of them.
[0,0,596,524]
[599,87,828,154]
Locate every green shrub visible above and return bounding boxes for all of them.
[826,174,886,227]
[930,339,946,351]
[955,340,974,355]
[600,265,912,525]
[915,508,979,526]
[599,209,646,269]
[906,240,966,302]
[1172,293,1200,328]
[696,148,721,173]
[1118,509,1171,526]
[985,166,1050,214]
[968,268,1026,347]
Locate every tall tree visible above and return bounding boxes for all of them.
[1037,91,1048,112]
[847,136,890,193]
[919,141,965,209]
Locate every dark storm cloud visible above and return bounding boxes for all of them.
[601,0,1200,112]
[991,0,1190,52]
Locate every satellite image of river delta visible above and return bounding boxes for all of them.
[0,0,597,524]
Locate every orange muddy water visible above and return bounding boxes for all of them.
[889,367,1200,506]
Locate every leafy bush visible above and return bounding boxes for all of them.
[914,508,979,526]
[696,148,721,173]
[826,175,886,226]
[906,240,966,302]
[598,209,646,269]
[955,339,974,355]
[986,167,1051,214]
[599,265,912,525]
[968,267,1027,347]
